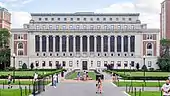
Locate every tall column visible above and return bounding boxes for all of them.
[101,36,103,53]
[73,36,75,53]
[80,36,82,53]
[87,35,89,52]
[121,36,124,52]
[47,35,49,52]
[115,36,117,53]
[67,35,69,52]
[128,35,131,52]
[60,36,62,53]
[53,35,55,52]
[108,35,110,53]
[94,35,96,53]
[40,35,42,52]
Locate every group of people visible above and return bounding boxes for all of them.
[77,71,89,81]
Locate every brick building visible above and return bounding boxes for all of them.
[0,7,11,30]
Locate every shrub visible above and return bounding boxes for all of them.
[142,65,148,71]
[136,63,140,70]
[22,63,27,69]
[149,68,154,71]
[30,63,34,70]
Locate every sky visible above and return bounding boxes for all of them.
[0,0,163,28]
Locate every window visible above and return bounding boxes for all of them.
[83,25,87,29]
[147,34,153,39]
[118,25,121,29]
[103,18,106,21]
[49,25,52,29]
[77,18,80,21]
[91,61,93,67]
[129,18,132,21]
[64,18,67,21]
[131,25,134,29]
[124,61,128,67]
[70,18,73,21]
[77,60,79,67]
[45,18,48,21]
[97,18,100,21]
[69,61,73,67]
[124,25,127,29]
[62,25,66,30]
[69,25,73,29]
[18,43,23,49]
[56,25,59,30]
[104,25,107,29]
[18,61,22,67]
[97,25,101,29]
[148,61,152,67]
[111,61,114,64]
[110,18,112,21]
[18,50,23,55]
[35,61,39,67]
[90,18,93,21]
[17,34,24,39]
[62,61,66,66]
[111,25,114,29]
[90,25,94,29]
[147,50,153,56]
[36,25,39,29]
[39,18,41,21]
[76,25,80,29]
[116,18,119,21]
[42,61,45,67]
[43,25,46,29]
[104,61,107,67]
[130,61,134,67]
[147,43,152,49]
[83,18,86,21]
[57,18,60,21]
[51,18,54,21]
[122,18,125,21]
[49,61,52,67]
[97,61,101,67]
[117,61,121,67]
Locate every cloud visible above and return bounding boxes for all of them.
[11,11,31,28]
[95,0,163,28]
[1,0,33,8]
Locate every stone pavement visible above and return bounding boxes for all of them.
[37,82,129,96]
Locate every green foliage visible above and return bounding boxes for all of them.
[30,63,34,70]
[22,63,27,69]
[142,65,148,71]
[136,63,140,70]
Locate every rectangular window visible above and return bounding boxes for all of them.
[91,61,93,67]
[131,25,134,29]
[69,61,73,67]
[69,25,73,30]
[124,61,128,67]
[104,25,107,29]
[49,25,52,29]
[17,34,24,39]
[18,50,24,55]
[62,25,66,30]
[97,61,101,67]
[36,25,39,29]
[18,61,22,67]
[56,25,59,30]
[49,61,52,67]
[130,61,134,67]
[76,25,80,29]
[147,50,152,56]
[148,61,152,67]
[117,61,121,67]
[43,25,46,29]
[90,25,94,29]
[111,61,114,64]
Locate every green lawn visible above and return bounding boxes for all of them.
[66,72,96,80]
[0,89,32,96]
[114,81,164,87]
[129,91,161,96]
[0,71,55,76]
[118,72,170,77]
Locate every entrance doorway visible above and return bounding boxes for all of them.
[82,61,88,70]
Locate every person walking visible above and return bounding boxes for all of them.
[96,77,102,94]
[33,72,38,82]
[161,80,170,96]
[53,74,58,88]
[77,72,81,81]
[7,74,12,89]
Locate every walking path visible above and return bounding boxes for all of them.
[36,71,130,96]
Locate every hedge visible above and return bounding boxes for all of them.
[0,69,65,79]
[105,70,168,80]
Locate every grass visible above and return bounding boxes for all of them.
[118,72,170,77]
[114,81,164,87]
[0,71,55,76]
[129,91,161,96]
[66,72,96,80]
[0,89,32,96]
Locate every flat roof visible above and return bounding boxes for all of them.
[31,12,140,16]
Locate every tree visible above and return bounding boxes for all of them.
[22,63,27,69]
[30,63,34,70]
[157,39,170,71]
[136,63,140,70]
[141,65,147,71]
[0,28,10,70]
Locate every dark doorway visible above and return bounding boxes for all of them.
[82,61,88,70]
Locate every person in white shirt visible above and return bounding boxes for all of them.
[162,80,170,96]
[53,74,58,88]
[34,72,38,81]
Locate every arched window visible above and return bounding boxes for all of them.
[18,43,23,49]
[147,43,152,49]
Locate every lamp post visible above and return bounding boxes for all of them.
[12,53,16,83]
[143,55,146,85]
